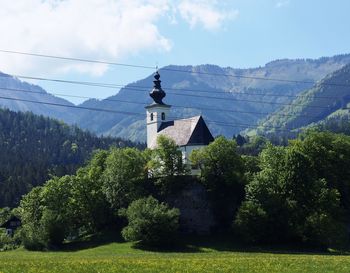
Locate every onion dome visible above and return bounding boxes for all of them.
[149,71,166,104]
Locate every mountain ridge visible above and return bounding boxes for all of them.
[0,72,76,123]
[74,53,350,141]
[1,53,350,141]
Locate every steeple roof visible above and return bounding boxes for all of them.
[149,71,166,105]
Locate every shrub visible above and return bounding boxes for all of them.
[19,225,46,251]
[0,231,20,251]
[234,201,269,243]
[121,196,180,246]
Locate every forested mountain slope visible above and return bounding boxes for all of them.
[254,64,350,137]
[0,108,140,207]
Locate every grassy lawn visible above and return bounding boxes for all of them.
[0,235,349,273]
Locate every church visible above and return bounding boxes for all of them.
[145,71,214,167]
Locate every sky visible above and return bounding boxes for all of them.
[0,0,350,104]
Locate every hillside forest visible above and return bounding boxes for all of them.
[0,108,143,207]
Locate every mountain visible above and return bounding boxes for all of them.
[2,54,350,142]
[0,72,77,123]
[0,108,141,207]
[252,64,350,137]
[74,54,350,142]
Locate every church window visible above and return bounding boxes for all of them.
[161,112,165,120]
[150,113,154,121]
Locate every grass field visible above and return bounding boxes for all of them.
[0,235,349,273]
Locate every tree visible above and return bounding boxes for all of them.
[102,147,148,209]
[235,145,289,242]
[190,136,245,228]
[238,135,268,156]
[0,207,11,225]
[148,135,188,178]
[294,131,350,217]
[70,150,112,232]
[234,142,346,247]
[147,135,189,194]
[40,175,74,245]
[19,175,75,249]
[18,187,46,250]
[190,136,244,189]
[121,196,180,246]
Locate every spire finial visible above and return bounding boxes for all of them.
[149,71,166,104]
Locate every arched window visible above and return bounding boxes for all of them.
[150,113,154,121]
[161,112,165,120]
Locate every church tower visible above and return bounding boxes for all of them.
[145,71,171,148]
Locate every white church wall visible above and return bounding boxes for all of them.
[146,105,170,148]
[180,145,206,175]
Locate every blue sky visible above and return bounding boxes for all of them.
[0,0,350,104]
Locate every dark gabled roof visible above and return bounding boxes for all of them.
[150,115,214,148]
[187,116,214,145]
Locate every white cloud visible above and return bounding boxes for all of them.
[178,0,238,31]
[0,0,171,76]
[0,0,237,77]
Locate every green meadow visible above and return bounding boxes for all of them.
[0,237,349,273]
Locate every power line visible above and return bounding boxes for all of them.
[0,86,335,119]
[1,48,350,88]
[0,73,342,109]
[0,71,346,106]
[0,94,143,116]
[0,94,301,132]
[0,73,121,89]
[0,49,155,70]
[114,84,336,100]
[0,50,346,133]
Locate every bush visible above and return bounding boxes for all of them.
[121,196,180,246]
[19,209,66,250]
[19,225,46,251]
[0,231,20,251]
[40,209,66,246]
[234,201,269,243]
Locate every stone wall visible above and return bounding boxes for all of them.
[167,182,216,235]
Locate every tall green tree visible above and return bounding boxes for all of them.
[102,147,148,209]
[18,187,46,250]
[190,136,245,228]
[294,131,350,216]
[235,139,346,247]
[69,150,112,232]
